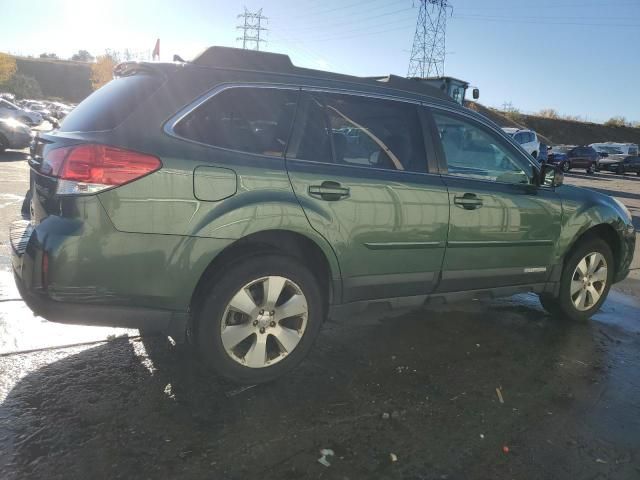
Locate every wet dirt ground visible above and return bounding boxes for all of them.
[1,153,639,479]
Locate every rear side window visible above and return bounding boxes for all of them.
[174,87,298,157]
[60,74,163,132]
[287,92,426,173]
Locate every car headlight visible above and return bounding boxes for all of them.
[612,197,633,223]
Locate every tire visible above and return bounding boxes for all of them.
[636,171,640,176]
[616,165,624,175]
[196,254,324,384]
[539,237,613,322]
[586,163,595,174]
[561,161,570,172]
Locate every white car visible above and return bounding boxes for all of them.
[590,142,638,157]
[502,127,541,159]
[0,99,43,126]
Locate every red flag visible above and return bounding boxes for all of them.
[152,39,160,61]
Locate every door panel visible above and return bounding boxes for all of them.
[429,108,563,291]
[287,160,450,302]
[439,176,561,290]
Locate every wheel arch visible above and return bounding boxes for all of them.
[564,223,622,276]
[190,229,342,319]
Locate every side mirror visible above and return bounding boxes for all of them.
[472,88,480,100]
[541,164,563,187]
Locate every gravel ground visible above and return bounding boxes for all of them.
[1,153,639,480]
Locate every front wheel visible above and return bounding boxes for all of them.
[561,161,570,172]
[196,254,324,384]
[539,237,613,322]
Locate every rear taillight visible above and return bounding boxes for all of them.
[42,144,162,195]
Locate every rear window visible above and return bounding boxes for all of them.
[173,87,298,157]
[60,74,163,132]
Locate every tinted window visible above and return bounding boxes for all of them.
[528,132,536,143]
[61,74,163,132]
[433,111,533,184]
[175,88,298,156]
[288,92,426,173]
[513,132,525,144]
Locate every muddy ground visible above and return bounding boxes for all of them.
[1,152,639,479]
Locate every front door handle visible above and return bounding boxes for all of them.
[309,181,350,201]
[454,193,483,210]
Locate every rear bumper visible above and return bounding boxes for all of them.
[13,268,187,335]
[10,220,195,341]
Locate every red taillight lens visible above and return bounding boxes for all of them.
[43,144,162,194]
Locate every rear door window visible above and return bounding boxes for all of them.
[287,92,427,173]
[174,87,298,157]
[60,74,163,132]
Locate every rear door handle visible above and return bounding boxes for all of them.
[309,181,350,201]
[454,193,483,210]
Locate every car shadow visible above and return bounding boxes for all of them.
[0,151,29,162]
[3,296,638,479]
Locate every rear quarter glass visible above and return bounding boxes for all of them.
[59,74,164,132]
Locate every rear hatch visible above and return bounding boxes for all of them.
[28,69,165,225]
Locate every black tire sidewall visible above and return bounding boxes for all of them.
[558,238,613,322]
[196,254,324,384]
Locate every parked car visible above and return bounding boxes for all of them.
[501,127,541,158]
[0,99,43,126]
[11,47,635,384]
[591,144,623,160]
[591,142,638,157]
[0,118,32,153]
[597,155,640,175]
[547,145,598,173]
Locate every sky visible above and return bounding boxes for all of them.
[1,0,639,123]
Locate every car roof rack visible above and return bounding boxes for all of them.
[191,47,451,101]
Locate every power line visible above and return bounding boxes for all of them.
[408,0,451,78]
[237,7,268,51]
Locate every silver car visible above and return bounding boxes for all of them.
[0,118,31,153]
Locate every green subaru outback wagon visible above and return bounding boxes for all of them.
[11,47,635,383]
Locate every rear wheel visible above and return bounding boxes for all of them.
[561,161,570,172]
[539,237,613,322]
[196,254,324,384]
[616,164,624,175]
[586,163,595,174]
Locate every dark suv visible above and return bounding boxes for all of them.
[10,47,636,384]
[548,145,599,173]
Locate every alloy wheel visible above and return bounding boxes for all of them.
[570,252,607,311]
[562,162,570,172]
[220,276,308,368]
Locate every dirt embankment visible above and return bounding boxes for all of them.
[467,101,640,146]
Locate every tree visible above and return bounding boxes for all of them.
[604,116,630,128]
[91,54,116,90]
[39,52,59,59]
[71,50,94,62]
[537,108,559,119]
[0,52,17,84]
[3,73,42,98]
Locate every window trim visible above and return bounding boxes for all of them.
[427,106,543,187]
[164,81,538,178]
